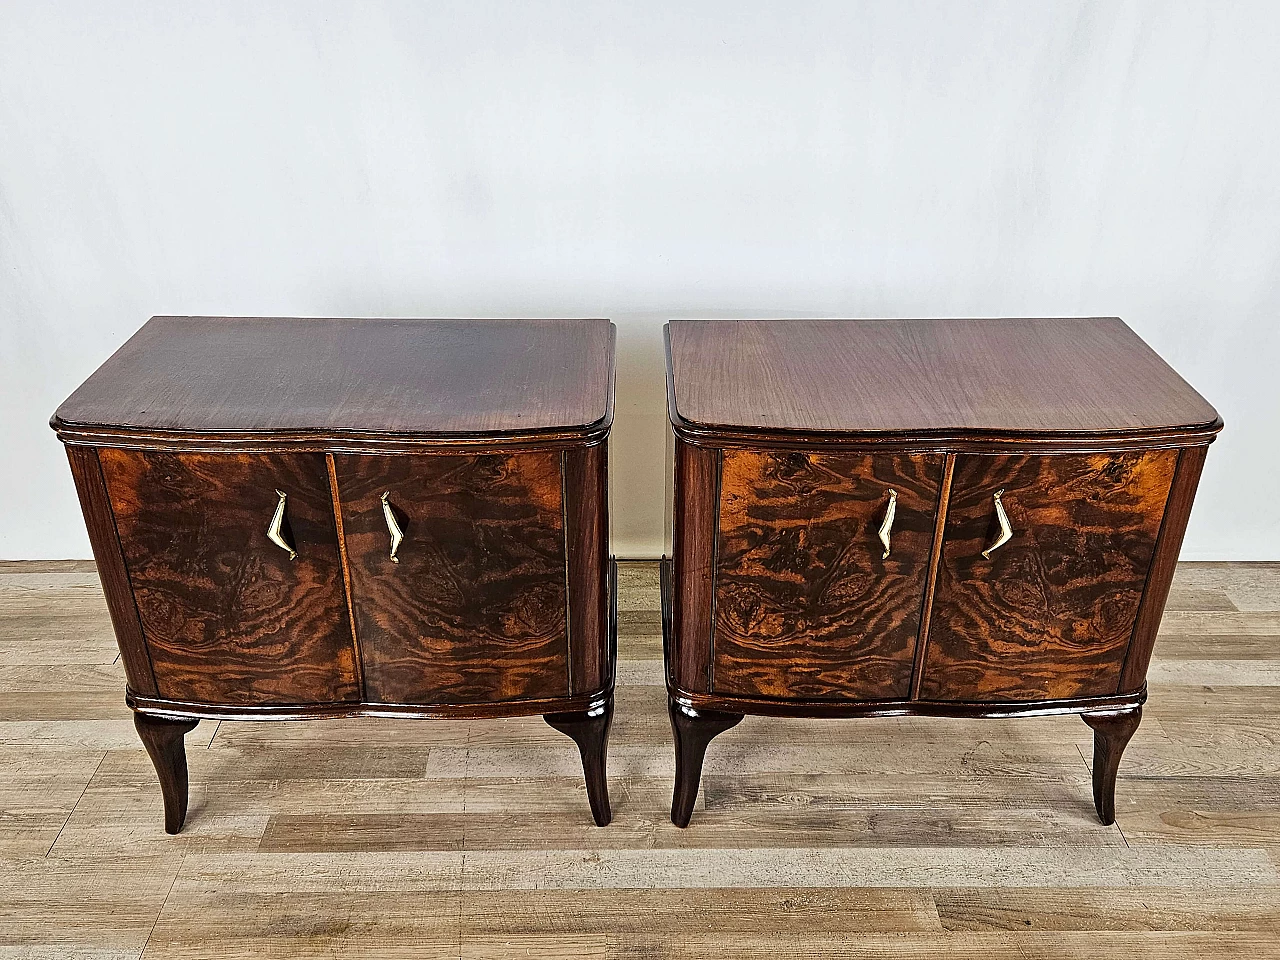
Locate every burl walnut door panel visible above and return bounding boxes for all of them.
[97,449,360,705]
[713,450,943,700]
[334,452,569,705]
[919,450,1177,702]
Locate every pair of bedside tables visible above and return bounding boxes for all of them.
[52,316,1220,834]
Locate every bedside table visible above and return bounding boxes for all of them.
[663,318,1220,827]
[53,316,616,831]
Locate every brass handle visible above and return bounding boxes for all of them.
[878,489,898,559]
[381,492,403,563]
[981,488,1013,559]
[267,489,297,560]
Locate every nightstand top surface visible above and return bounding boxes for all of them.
[55,316,615,441]
[666,318,1219,440]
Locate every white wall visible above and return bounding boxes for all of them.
[2,1,1277,560]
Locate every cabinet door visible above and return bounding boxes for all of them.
[919,451,1177,702]
[98,450,359,705]
[713,450,942,700]
[334,452,569,705]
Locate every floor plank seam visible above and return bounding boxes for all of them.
[44,749,106,858]
[137,859,182,960]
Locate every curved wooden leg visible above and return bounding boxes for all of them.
[545,694,613,827]
[1082,705,1142,826]
[133,713,199,834]
[669,696,743,828]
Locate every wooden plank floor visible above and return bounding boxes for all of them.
[0,560,1278,958]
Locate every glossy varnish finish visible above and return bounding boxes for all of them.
[919,450,1178,702]
[98,448,360,705]
[668,318,1220,439]
[56,316,613,440]
[64,446,158,696]
[714,449,941,700]
[1121,445,1210,693]
[669,441,718,693]
[53,316,617,830]
[333,451,569,705]
[564,442,611,695]
[664,317,1220,828]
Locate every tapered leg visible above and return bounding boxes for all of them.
[545,694,613,826]
[133,713,200,834]
[669,696,743,828]
[1082,705,1142,825]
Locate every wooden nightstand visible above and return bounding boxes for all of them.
[663,318,1220,827]
[53,316,616,831]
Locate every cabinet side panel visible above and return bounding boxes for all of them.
[922,450,1177,702]
[1120,445,1210,692]
[713,450,940,700]
[99,449,360,705]
[565,441,611,695]
[64,446,159,696]
[671,438,717,693]
[336,451,569,705]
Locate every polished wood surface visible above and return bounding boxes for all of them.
[132,713,199,834]
[669,697,743,828]
[668,318,1220,439]
[1122,445,1210,692]
[665,317,1218,830]
[2,560,1277,957]
[1082,706,1144,826]
[713,450,941,700]
[565,442,612,695]
[669,441,717,693]
[544,694,615,827]
[54,316,617,828]
[98,449,360,705]
[919,450,1177,702]
[333,451,569,705]
[55,316,614,441]
[64,446,158,696]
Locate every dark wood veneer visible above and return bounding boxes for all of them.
[55,317,617,832]
[713,450,940,700]
[1120,446,1209,692]
[56,317,613,440]
[667,318,1219,439]
[564,441,612,695]
[670,441,718,693]
[64,446,157,696]
[920,450,1177,702]
[333,451,569,705]
[664,317,1219,829]
[99,449,361,706]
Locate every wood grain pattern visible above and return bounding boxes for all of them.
[1121,445,1210,692]
[564,441,611,695]
[333,451,569,705]
[713,450,942,700]
[667,318,1220,439]
[64,446,158,696]
[55,316,614,440]
[98,449,360,705]
[670,438,718,693]
[920,451,1178,702]
[2,560,1279,957]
